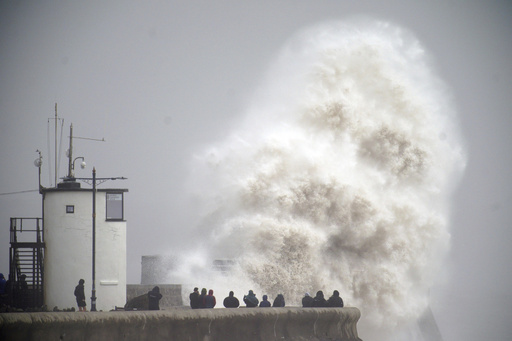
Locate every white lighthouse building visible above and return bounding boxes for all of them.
[43,177,128,311]
[7,116,129,311]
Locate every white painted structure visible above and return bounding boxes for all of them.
[43,181,128,311]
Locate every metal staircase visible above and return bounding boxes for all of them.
[9,217,45,309]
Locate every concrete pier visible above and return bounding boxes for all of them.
[0,307,362,341]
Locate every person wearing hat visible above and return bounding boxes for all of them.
[302,292,314,307]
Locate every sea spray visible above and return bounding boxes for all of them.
[171,19,466,339]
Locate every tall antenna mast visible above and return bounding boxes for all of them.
[67,123,74,178]
[48,103,64,187]
[54,103,58,186]
[65,123,104,179]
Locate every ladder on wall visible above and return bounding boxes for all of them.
[9,218,45,309]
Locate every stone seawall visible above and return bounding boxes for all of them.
[0,307,362,341]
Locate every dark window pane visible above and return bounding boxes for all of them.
[106,193,123,220]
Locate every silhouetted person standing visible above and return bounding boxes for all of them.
[272,294,285,307]
[243,290,259,307]
[148,286,162,310]
[5,274,15,306]
[327,290,344,307]
[189,287,200,309]
[198,288,207,308]
[302,292,314,307]
[205,289,216,308]
[259,295,271,307]
[0,273,6,295]
[17,274,28,308]
[74,279,87,312]
[312,290,328,307]
[223,291,240,308]
[0,273,6,305]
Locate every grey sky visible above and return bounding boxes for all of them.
[1,1,511,340]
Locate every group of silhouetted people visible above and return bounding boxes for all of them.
[73,279,164,311]
[189,287,343,309]
[189,287,217,308]
[302,290,343,307]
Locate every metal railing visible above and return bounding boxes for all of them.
[8,217,45,309]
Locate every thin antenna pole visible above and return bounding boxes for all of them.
[54,103,58,186]
[67,124,73,178]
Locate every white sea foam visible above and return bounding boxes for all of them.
[172,19,466,339]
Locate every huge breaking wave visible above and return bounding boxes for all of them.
[171,19,466,340]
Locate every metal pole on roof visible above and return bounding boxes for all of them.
[90,167,97,311]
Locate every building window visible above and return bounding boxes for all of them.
[106,192,123,220]
[66,205,75,214]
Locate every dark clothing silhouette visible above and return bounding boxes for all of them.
[272,294,285,307]
[189,288,200,309]
[198,288,207,308]
[302,293,314,307]
[327,290,344,307]
[223,291,240,308]
[4,274,14,306]
[312,291,328,307]
[259,295,271,307]
[148,286,163,310]
[243,290,259,307]
[0,273,6,294]
[205,289,216,308]
[18,275,28,308]
[74,279,86,310]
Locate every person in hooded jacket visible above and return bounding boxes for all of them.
[312,290,328,307]
[327,290,344,307]
[272,294,285,307]
[302,292,314,307]
[205,289,216,308]
[243,290,259,307]
[148,286,163,310]
[74,279,87,311]
[259,295,271,307]
[198,288,207,308]
[223,291,240,308]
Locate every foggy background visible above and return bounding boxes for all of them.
[0,1,510,340]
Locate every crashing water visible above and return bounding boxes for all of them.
[172,19,466,339]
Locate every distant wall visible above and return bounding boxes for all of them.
[0,307,362,341]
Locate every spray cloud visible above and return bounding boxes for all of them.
[172,18,466,339]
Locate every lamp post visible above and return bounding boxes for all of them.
[71,157,86,178]
[34,150,43,193]
[91,167,97,311]
[75,168,126,311]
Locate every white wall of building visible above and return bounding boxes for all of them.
[43,187,127,311]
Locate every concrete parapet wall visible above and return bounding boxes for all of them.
[0,307,362,341]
